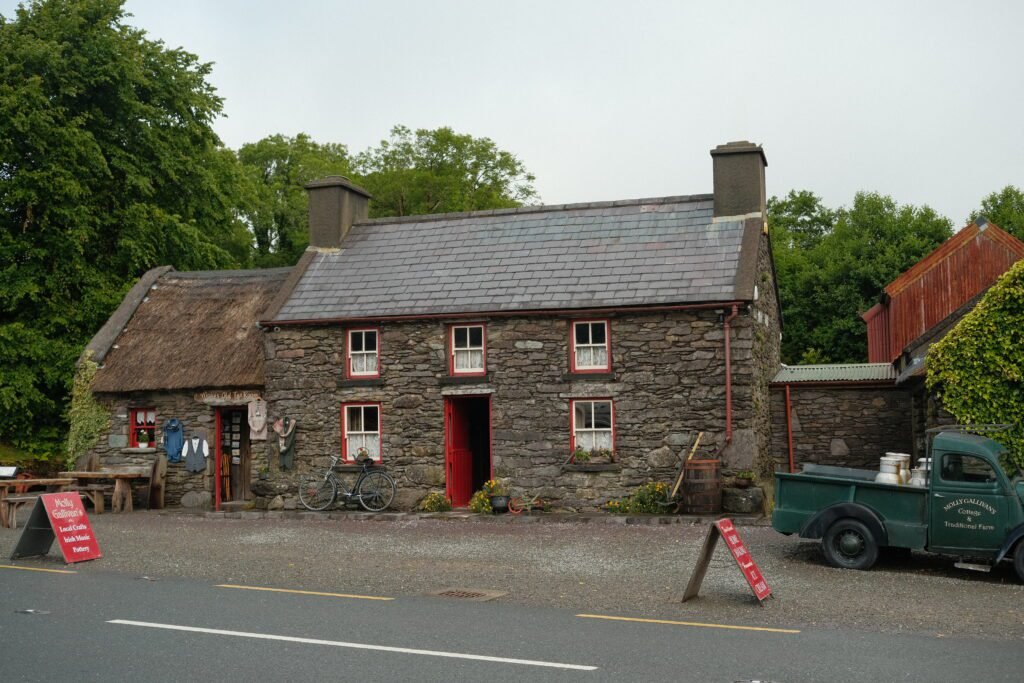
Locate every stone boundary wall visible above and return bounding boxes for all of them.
[769,384,912,470]
[262,308,770,511]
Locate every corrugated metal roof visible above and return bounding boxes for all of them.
[772,363,897,384]
[273,195,757,321]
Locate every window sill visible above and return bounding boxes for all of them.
[562,372,616,381]
[439,373,491,385]
[122,447,157,454]
[563,463,621,472]
[338,378,385,388]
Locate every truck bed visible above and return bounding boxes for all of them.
[773,469,929,549]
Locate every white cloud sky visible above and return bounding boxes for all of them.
[7,0,1023,224]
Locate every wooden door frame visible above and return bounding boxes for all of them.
[443,394,493,505]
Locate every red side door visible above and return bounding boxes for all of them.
[445,398,473,507]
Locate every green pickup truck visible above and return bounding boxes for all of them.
[773,429,1024,581]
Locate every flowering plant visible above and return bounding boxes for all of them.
[352,446,370,460]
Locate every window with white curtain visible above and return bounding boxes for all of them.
[451,324,485,374]
[572,400,614,452]
[348,329,379,377]
[572,321,610,371]
[343,404,381,461]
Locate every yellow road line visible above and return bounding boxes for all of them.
[0,564,76,574]
[576,613,800,634]
[216,584,393,601]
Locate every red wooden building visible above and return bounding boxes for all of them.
[863,218,1024,363]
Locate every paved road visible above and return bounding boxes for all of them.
[1,564,1018,682]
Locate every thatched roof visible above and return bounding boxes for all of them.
[89,267,291,393]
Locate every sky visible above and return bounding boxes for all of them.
[8,0,1024,224]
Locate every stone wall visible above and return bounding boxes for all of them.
[89,390,234,507]
[263,308,769,511]
[769,385,912,470]
[747,231,782,476]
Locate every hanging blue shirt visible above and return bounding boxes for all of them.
[162,419,185,463]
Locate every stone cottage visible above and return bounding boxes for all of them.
[81,267,289,507]
[84,140,782,510]
[258,141,781,510]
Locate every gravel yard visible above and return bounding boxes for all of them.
[3,511,1022,640]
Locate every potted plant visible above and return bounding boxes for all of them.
[591,447,616,463]
[257,466,270,480]
[572,446,591,463]
[734,470,755,489]
[482,479,510,513]
[137,428,150,448]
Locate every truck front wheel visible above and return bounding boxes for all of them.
[822,519,879,570]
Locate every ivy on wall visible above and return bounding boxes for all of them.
[65,355,109,471]
[927,260,1024,469]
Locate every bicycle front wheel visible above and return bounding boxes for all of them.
[298,473,337,511]
[357,471,395,512]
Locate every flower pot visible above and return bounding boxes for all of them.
[490,495,509,514]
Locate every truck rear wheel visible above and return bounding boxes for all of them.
[1014,541,1024,583]
[822,518,879,570]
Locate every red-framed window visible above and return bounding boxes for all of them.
[347,328,380,378]
[130,407,157,447]
[341,403,382,462]
[449,323,486,376]
[570,320,611,373]
[570,399,615,458]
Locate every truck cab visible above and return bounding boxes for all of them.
[927,432,1022,558]
[772,429,1024,580]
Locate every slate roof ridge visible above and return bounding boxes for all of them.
[354,193,714,227]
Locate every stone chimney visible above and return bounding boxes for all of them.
[710,141,767,218]
[304,176,372,249]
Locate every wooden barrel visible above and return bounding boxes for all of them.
[681,459,721,514]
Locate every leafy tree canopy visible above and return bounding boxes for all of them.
[927,260,1024,470]
[353,125,538,218]
[237,125,539,265]
[969,185,1024,242]
[237,133,351,268]
[0,0,248,455]
[769,191,952,364]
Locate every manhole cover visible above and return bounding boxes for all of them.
[428,587,506,602]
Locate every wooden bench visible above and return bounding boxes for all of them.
[70,484,114,514]
[0,494,40,529]
[2,492,89,529]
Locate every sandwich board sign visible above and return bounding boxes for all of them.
[10,492,102,563]
[682,518,771,603]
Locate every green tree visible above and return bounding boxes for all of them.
[927,260,1024,470]
[770,192,952,364]
[970,185,1024,241]
[353,125,538,218]
[0,0,248,456]
[237,133,351,267]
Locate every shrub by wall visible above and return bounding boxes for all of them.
[927,260,1024,469]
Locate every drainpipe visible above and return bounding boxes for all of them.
[723,304,739,445]
[785,383,795,473]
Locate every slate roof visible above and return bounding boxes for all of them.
[272,194,758,321]
[772,363,897,384]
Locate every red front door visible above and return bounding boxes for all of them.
[445,398,474,507]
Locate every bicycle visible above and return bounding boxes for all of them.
[298,454,396,512]
[507,494,546,515]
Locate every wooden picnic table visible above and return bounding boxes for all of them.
[0,478,73,528]
[60,469,150,513]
